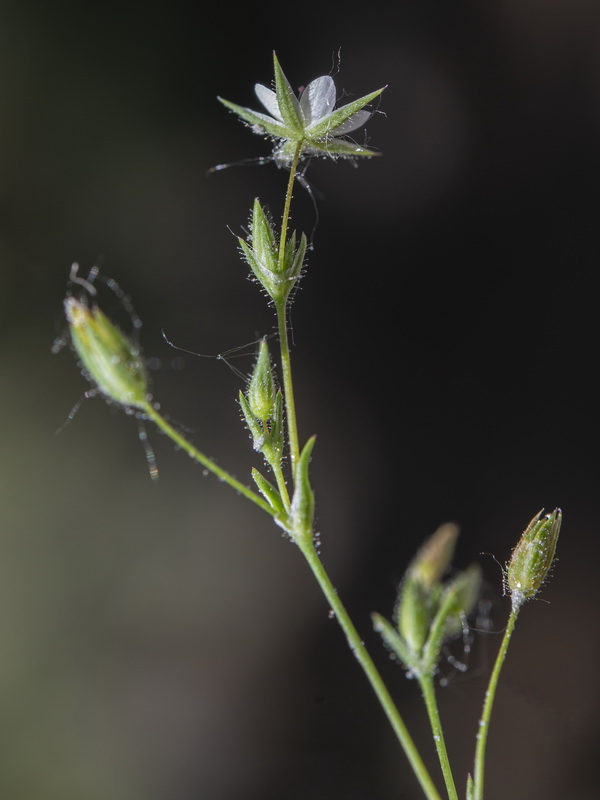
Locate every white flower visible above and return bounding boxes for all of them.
[218,54,385,166]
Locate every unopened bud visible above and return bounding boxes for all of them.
[247,339,276,422]
[239,198,306,304]
[65,297,149,409]
[507,508,562,610]
[396,576,431,656]
[409,523,459,589]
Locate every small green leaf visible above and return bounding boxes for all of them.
[371,612,415,671]
[290,436,316,542]
[252,468,286,517]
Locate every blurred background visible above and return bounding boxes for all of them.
[1,1,599,798]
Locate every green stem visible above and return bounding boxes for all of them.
[141,401,276,519]
[276,142,303,475]
[472,605,520,800]
[270,457,291,513]
[419,675,458,800]
[299,539,443,800]
[276,300,299,474]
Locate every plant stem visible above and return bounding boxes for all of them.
[270,458,291,513]
[299,539,443,800]
[419,675,458,800]
[472,606,520,800]
[274,143,441,800]
[276,142,303,475]
[141,401,276,519]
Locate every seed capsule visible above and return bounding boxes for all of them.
[65,297,149,410]
[507,509,562,610]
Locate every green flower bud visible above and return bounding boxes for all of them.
[396,575,432,656]
[247,339,276,422]
[409,523,459,590]
[507,508,562,609]
[239,198,306,304]
[65,296,149,409]
[395,525,457,660]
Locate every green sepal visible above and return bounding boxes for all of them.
[238,390,266,452]
[283,230,307,282]
[466,774,474,800]
[307,87,385,139]
[306,139,380,159]
[396,575,432,658]
[272,53,304,134]
[239,238,277,295]
[265,390,284,462]
[371,612,415,671]
[247,338,276,422]
[251,198,278,271]
[252,467,286,518]
[290,435,316,542]
[217,97,290,140]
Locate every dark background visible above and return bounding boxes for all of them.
[1,1,599,798]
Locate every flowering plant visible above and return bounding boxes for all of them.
[58,53,561,800]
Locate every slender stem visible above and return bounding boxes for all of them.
[273,141,440,800]
[270,458,291,513]
[419,675,458,800]
[277,143,303,271]
[299,539,443,800]
[141,401,276,519]
[276,300,300,474]
[472,605,520,800]
[276,142,303,475]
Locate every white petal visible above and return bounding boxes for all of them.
[254,83,283,121]
[300,75,336,124]
[329,109,371,135]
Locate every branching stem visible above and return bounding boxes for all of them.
[472,606,520,800]
[299,539,443,800]
[141,401,276,519]
[419,675,458,800]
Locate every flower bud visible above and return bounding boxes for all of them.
[239,198,306,304]
[65,297,149,409]
[396,575,431,656]
[409,523,459,590]
[507,508,562,609]
[247,339,276,422]
[395,525,457,659]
